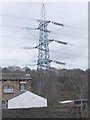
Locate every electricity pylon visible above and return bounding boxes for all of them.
[36,4,50,95]
[24,4,66,95]
[37,4,50,70]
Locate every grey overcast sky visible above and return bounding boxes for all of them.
[0,1,88,70]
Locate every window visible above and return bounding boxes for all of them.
[3,86,14,93]
[20,82,26,91]
[2,101,8,109]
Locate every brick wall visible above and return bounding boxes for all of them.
[0,69,2,120]
[0,81,2,120]
[2,106,81,118]
[2,80,32,101]
[26,80,32,92]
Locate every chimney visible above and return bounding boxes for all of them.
[25,68,30,76]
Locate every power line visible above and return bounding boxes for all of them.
[64,63,88,69]
[50,21,88,31]
[0,14,36,21]
[50,39,87,49]
[51,26,64,34]
[0,24,24,29]
[0,35,37,41]
[51,31,87,39]
[64,24,88,31]
[1,39,87,50]
[51,50,87,59]
[25,29,39,39]
[24,64,37,67]
[37,19,88,31]
[1,24,87,39]
[24,49,37,59]
[68,43,87,49]
[1,14,88,31]
[0,24,38,32]
[1,6,87,70]
[0,59,36,63]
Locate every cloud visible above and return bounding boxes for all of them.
[0,2,88,70]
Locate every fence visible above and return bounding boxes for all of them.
[2,105,81,118]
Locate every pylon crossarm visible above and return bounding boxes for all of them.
[51,60,65,65]
[49,39,67,45]
[24,47,36,49]
[51,21,63,26]
[22,27,38,30]
[54,40,67,45]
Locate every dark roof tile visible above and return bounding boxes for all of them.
[6,91,26,100]
[1,73,31,80]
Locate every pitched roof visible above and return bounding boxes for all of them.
[6,91,26,100]
[1,73,31,80]
[6,91,47,100]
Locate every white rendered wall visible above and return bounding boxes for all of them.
[8,91,47,109]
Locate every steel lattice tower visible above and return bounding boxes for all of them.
[37,4,66,95]
[24,4,66,96]
[37,4,50,70]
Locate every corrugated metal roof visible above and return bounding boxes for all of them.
[59,99,88,104]
[59,100,74,104]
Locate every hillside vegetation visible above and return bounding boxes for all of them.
[1,66,88,106]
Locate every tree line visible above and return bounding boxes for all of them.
[1,66,88,106]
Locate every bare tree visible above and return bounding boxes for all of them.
[70,71,88,117]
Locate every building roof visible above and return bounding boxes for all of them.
[59,99,88,104]
[6,91,47,109]
[6,91,47,101]
[59,100,74,104]
[6,91,26,100]
[1,73,31,80]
